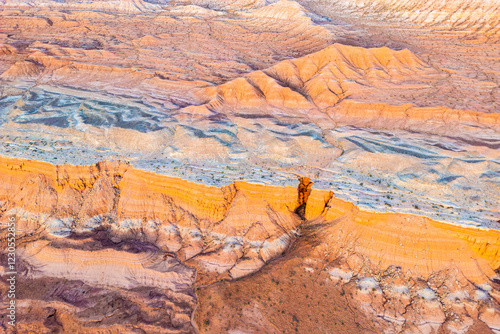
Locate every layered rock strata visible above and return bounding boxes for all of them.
[1,156,499,332]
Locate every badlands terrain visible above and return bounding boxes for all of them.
[0,0,499,333]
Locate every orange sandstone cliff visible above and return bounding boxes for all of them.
[0,0,499,333]
[1,156,499,333]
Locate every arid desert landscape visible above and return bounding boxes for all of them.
[0,0,499,333]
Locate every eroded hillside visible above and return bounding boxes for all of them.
[0,0,499,333]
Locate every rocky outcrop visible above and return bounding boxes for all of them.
[0,156,303,279]
[295,176,313,220]
[0,0,499,332]
[2,156,499,283]
[194,194,500,333]
[1,156,499,332]
[192,43,500,137]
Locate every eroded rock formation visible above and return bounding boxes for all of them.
[0,156,499,332]
[0,0,499,332]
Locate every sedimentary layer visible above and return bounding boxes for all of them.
[0,0,499,332]
[1,156,499,282]
[1,156,499,332]
[0,0,498,229]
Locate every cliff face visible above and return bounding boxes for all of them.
[1,156,500,332]
[0,157,303,280]
[1,0,499,332]
[1,0,498,230]
[294,176,313,220]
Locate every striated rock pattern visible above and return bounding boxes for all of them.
[0,4,498,226]
[305,0,500,36]
[0,0,499,332]
[193,42,499,136]
[0,156,499,332]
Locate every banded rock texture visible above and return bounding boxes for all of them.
[309,0,500,36]
[0,157,304,280]
[0,0,498,231]
[0,0,499,333]
[0,156,499,333]
[192,43,500,138]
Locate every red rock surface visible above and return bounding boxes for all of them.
[0,0,499,333]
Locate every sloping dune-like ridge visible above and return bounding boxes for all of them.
[194,43,500,135]
[197,43,438,108]
[326,100,500,134]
